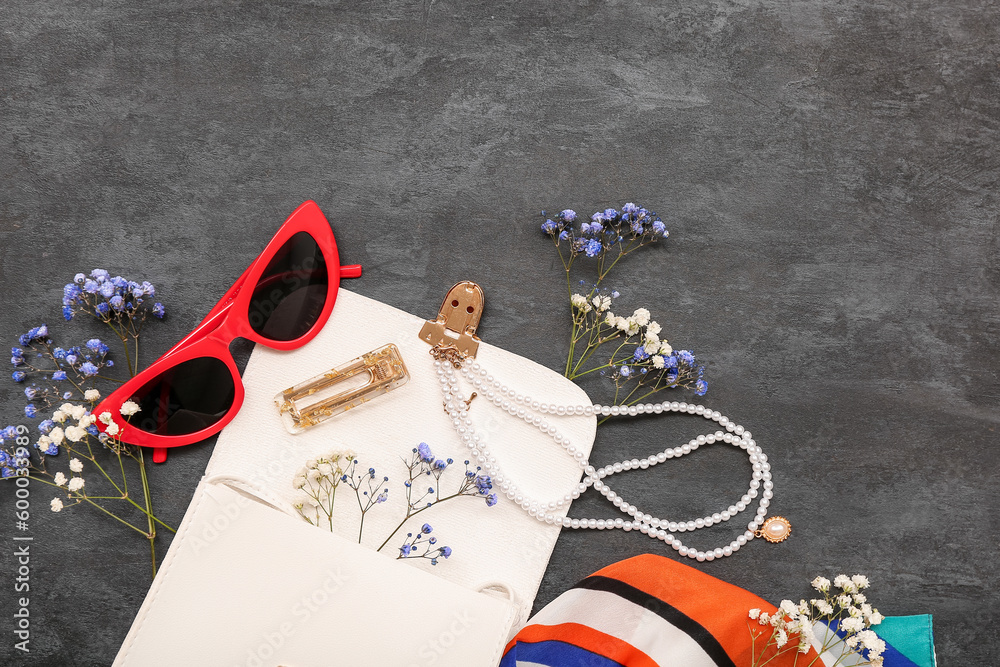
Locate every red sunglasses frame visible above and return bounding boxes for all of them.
[94,200,361,463]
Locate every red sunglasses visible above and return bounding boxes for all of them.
[94,201,362,464]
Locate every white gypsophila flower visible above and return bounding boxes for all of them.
[49,427,65,445]
[848,606,863,619]
[84,389,101,401]
[854,593,867,604]
[54,472,67,487]
[812,599,834,615]
[307,469,321,481]
[779,600,797,616]
[632,308,651,326]
[857,629,885,656]
[98,411,113,425]
[594,295,612,312]
[306,459,318,469]
[871,658,885,667]
[64,426,86,443]
[616,316,631,332]
[78,414,96,429]
[644,341,659,355]
[50,498,64,512]
[748,608,761,620]
[837,594,853,608]
[52,410,67,423]
[625,320,640,336]
[317,462,333,476]
[852,574,870,589]
[342,450,356,462]
[70,405,87,421]
[868,610,884,625]
[757,612,770,625]
[604,312,617,327]
[305,496,320,508]
[292,476,307,490]
[69,458,83,473]
[834,574,852,589]
[840,617,864,633]
[37,435,52,448]
[570,293,587,310]
[644,330,659,345]
[106,422,120,436]
[659,341,673,355]
[774,629,788,648]
[811,576,831,592]
[59,402,75,415]
[845,635,860,649]
[651,355,665,369]
[120,400,140,416]
[68,477,85,492]
[646,321,661,336]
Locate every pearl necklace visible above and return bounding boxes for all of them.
[433,349,789,562]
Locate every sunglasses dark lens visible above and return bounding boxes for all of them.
[247,231,329,341]
[130,357,236,436]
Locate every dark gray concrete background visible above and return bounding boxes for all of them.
[1,1,997,664]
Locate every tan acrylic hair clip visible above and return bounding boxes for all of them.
[274,343,409,434]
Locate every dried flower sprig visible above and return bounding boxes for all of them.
[61,269,165,377]
[2,270,172,576]
[292,442,496,565]
[398,523,452,564]
[540,204,707,406]
[748,574,886,667]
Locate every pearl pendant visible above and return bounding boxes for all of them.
[756,516,791,543]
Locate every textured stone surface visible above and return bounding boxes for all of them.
[1,0,997,663]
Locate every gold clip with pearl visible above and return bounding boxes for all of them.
[274,343,409,434]
[419,281,485,360]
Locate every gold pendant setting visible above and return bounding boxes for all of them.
[757,516,792,543]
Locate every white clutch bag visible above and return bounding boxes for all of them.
[114,477,518,666]
[114,286,597,665]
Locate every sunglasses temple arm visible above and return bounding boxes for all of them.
[153,447,168,464]
[340,264,362,279]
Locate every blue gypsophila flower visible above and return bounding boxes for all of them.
[695,380,708,396]
[678,350,695,365]
[109,295,125,311]
[619,365,630,378]
[631,222,644,235]
[421,523,433,534]
[62,391,72,400]
[416,442,434,463]
[152,303,165,319]
[541,219,557,234]
[474,475,493,495]
[24,387,36,400]
[95,302,110,316]
[433,458,448,470]
[12,371,26,383]
[11,355,23,367]
[99,282,116,298]
[63,305,74,321]
[24,405,37,419]
[83,279,99,294]
[622,202,638,215]
[584,239,602,257]
[52,370,67,381]
[65,354,78,365]
[141,281,155,297]
[38,419,53,434]
[111,276,128,289]
[560,209,576,222]
[399,543,412,557]
[652,220,666,235]
[1,426,17,442]
[633,346,649,362]
[440,546,452,558]
[90,269,110,280]
[558,230,570,242]
[486,493,498,507]
[1,468,14,479]
[663,355,678,369]
[73,273,86,284]
[603,208,618,220]
[43,443,59,456]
